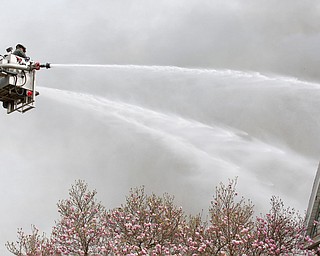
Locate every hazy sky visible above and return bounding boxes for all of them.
[1,0,320,81]
[0,1,320,255]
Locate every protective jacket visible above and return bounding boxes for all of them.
[13,49,27,58]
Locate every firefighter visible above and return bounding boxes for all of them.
[13,44,27,58]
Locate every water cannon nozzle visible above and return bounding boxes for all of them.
[40,63,51,69]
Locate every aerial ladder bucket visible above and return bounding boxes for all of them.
[0,52,50,114]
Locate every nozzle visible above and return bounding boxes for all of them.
[40,63,51,69]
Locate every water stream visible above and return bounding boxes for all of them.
[1,64,319,255]
[38,64,320,213]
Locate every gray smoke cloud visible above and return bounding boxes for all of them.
[1,0,320,81]
[0,1,319,255]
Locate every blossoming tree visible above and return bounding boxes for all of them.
[6,225,54,256]
[105,186,188,255]
[6,179,318,255]
[204,179,256,255]
[51,180,109,255]
[253,196,313,255]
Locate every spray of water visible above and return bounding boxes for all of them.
[50,64,318,88]
[39,85,317,213]
[1,63,319,256]
[50,64,272,79]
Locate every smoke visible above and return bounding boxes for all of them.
[0,0,320,254]
[1,0,320,81]
[1,66,318,256]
